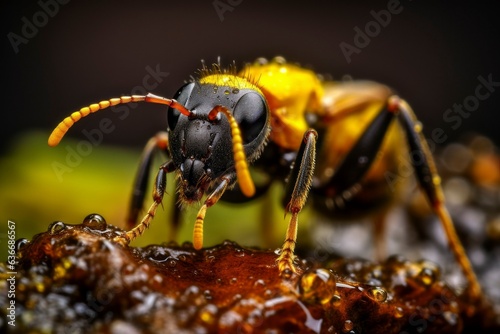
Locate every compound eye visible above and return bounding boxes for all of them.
[233,92,268,144]
[167,82,195,131]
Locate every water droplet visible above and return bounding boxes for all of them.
[222,240,235,247]
[343,319,354,332]
[331,294,342,307]
[232,88,239,94]
[254,279,266,288]
[394,306,404,318]
[203,289,213,301]
[235,248,245,257]
[418,268,436,286]
[417,261,440,286]
[49,221,67,235]
[299,268,337,304]
[230,277,237,285]
[255,57,268,65]
[273,56,286,64]
[167,259,177,267]
[199,304,218,324]
[224,89,230,95]
[185,285,200,296]
[368,287,387,302]
[15,238,29,252]
[148,247,171,263]
[82,213,106,231]
[213,86,218,93]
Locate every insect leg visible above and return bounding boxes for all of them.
[114,160,176,245]
[126,132,183,243]
[391,96,482,300]
[127,132,169,229]
[193,174,236,250]
[315,101,401,260]
[319,103,396,196]
[277,129,318,275]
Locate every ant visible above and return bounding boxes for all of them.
[48,56,482,300]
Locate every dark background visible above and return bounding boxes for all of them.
[2,0,500,305]
[2,0,500,154]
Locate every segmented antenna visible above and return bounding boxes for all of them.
[208,105,256,197]
[48,93,255,199]
[47,93,192,147]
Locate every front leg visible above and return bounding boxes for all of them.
[277,130,318,275]
[114,160,176,245]
[192,173,236,250]
[127,132,169,229]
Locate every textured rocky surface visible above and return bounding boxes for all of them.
[1,214,499,334]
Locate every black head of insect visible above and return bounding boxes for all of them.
[166,81,270,202]
[48,78,271,202]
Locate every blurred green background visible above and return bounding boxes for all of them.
[1,1,499,260]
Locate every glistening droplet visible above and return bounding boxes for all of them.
[416,261,440,286]
[343,319,354,332]
[49,221,67,235]
[368,287,387,303]
[15,238,29,252]
[82,213,106,231]
[394,306,404,318]
[299,268,336,304]
[331,294,342,307]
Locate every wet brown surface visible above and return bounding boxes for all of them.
[1,214,498,333]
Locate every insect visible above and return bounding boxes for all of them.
[48,56,482,300]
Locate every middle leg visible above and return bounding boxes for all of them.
[277,129,318,275]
